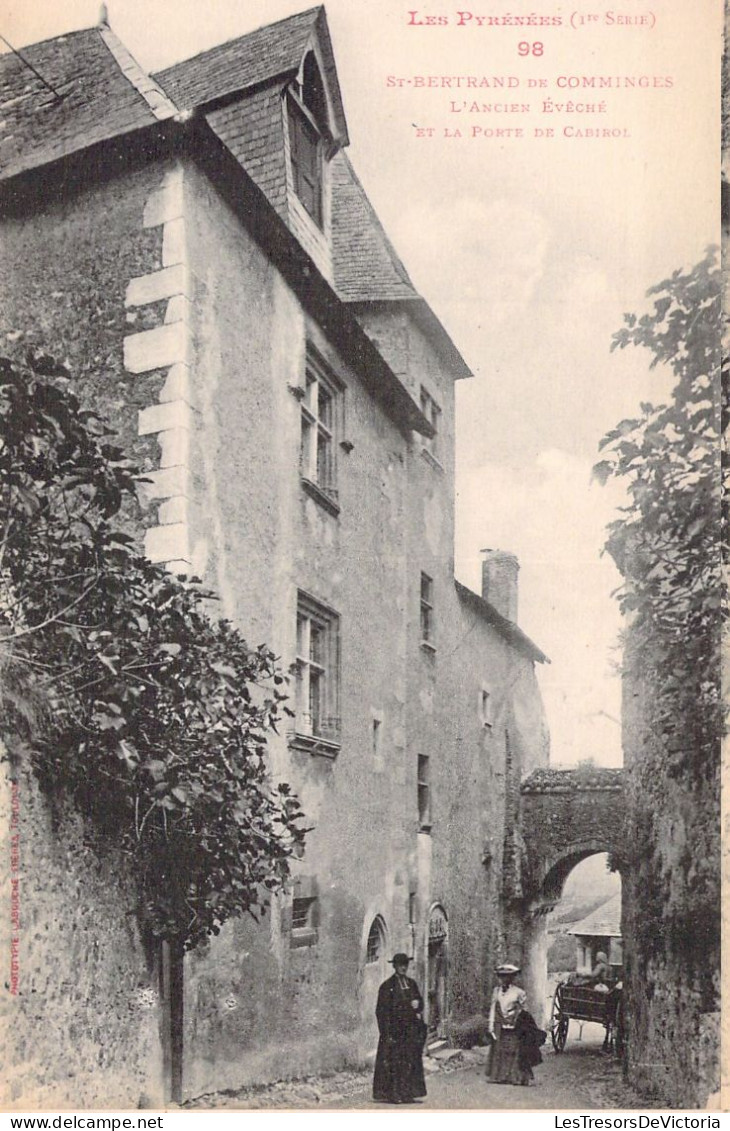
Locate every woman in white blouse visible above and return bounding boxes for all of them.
[487,963,531,1085]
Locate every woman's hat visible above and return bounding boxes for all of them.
[495,963,520,975]
[389,953,411,965]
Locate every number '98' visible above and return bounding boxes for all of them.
[518,42,544,56]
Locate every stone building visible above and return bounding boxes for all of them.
[0,8,548,1106]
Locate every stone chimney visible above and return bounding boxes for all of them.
[481,549,519,622]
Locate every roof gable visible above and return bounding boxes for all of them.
[0,26,175,182]
[153,6,347,145]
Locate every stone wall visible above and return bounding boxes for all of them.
[436,602,549,1024]
[0,159,170,543]
[519,767,625,905]
[0,157,179,1109]
[1,754,163,1110]
[171,160,416,1098]
[621,657,721,1108]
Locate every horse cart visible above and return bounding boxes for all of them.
[549,980,624,1055]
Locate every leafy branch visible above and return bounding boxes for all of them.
[0,349,308,950]
[594,247,722,779]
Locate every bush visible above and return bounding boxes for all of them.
[0,350,308,950]
[548,930,576,973]
[448,1014,492,1048]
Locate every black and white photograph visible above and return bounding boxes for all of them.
[0,0,722,1115]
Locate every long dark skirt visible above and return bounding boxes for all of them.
[373,1036,427,1103]
[489,1026,533,1085]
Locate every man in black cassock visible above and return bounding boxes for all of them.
[372,953,427,1104]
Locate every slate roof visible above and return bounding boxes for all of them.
[0,26,175,181]
[331,151,418,303]
[331,153,472,377]
[154,8,318,104]
[153,6,347,144]
[569,893,622,939]
[206,86,290,219]
[455,580,548,663]
[0,10,468,381]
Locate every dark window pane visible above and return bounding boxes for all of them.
[288,100,322,226]
[366,918,384,963]
[317,430,332,487]
[309,668,322,732]
[292,897,316,930]
[418,755,431,828]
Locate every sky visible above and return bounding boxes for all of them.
[1,0,721,767]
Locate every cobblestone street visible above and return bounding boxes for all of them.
[186,1026,667,1112]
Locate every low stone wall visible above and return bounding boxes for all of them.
[1,756,164,1110]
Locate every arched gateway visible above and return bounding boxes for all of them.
[511,766,625,1024]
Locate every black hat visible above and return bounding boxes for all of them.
[389,953,411,965]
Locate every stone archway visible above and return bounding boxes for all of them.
[518,767,625,911]
[539,840,620,907]
[514,767,626,1024]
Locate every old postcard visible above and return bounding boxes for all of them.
[0,0,722,1114]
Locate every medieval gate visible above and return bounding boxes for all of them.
[512,766,626,1024]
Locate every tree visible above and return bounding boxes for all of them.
[0,349,307,949]
[594,250,722,1052]
[594,247,722,781]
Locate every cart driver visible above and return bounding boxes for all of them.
[590,951,610,991]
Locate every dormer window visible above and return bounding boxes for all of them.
[288,100,323,226]
[287,52,330,229]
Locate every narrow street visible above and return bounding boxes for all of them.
[186,1026,665,1112]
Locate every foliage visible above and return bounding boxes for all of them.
[0,350,307,949]
[594,247,722,778]
[595,250,722,1021]
[547,930,575,974]
[448,1014,492,1048]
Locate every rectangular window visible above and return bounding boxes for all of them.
[290,876,319,948]
[420,386,442,461]
[295,592,340,745]
[418,754,431,831]
[292,897,316,931]
[300,353,342,511]
[420,572,434,645]
[288,98,322,227]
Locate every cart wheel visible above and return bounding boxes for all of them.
[549,984,568,1053]
[552,1017,569,1052]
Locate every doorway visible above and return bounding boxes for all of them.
[360,915,389,1048]
[426,904,448,1037]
